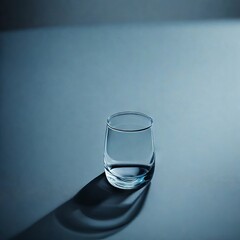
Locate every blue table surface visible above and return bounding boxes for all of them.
[1,21,240,239]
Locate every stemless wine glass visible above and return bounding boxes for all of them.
[104,111,155,189]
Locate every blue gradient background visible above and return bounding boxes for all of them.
[1,2,240,239]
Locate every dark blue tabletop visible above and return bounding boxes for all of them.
[1,21,240,239]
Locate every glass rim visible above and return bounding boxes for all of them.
[107,111,153,132]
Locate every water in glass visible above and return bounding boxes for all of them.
[104,112,155,189]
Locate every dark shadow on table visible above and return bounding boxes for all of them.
[11,173,150,240]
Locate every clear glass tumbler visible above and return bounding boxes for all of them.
[104,111,155,189]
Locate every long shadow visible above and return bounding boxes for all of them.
[11,173,150,240]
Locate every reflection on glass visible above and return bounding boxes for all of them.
[104,111,155,189]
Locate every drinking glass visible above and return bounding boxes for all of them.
[104,111,155,189]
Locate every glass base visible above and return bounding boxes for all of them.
[105,164,155,190]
